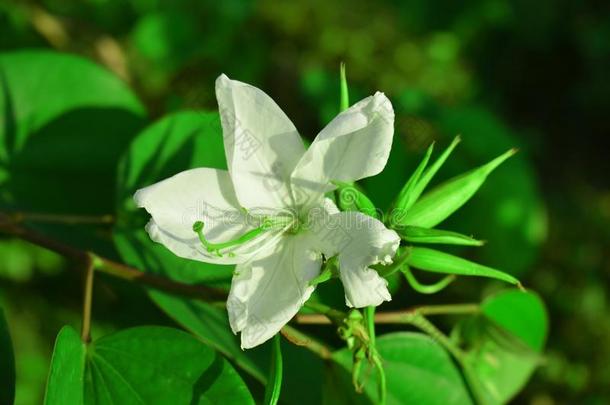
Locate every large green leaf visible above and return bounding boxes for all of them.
[455,290,548,404]
[0,50,146,215]
[0,308,15,405]
[44,326,86,404]
[151,291,326,405]
[45,326,254,404]
[329,332,473,405]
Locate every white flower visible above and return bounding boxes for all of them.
[135,74,400,349]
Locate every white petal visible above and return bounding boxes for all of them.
[291,92,394,208]
[226,234,322,349]
[135,168,281,265]
[309,211,400,308]
[216,74,306,211]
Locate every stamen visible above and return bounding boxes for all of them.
[192,216,294,257]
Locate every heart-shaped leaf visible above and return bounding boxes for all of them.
[328,332,473,405]
[44,326,254,404]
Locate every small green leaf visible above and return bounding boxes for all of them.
[455,290,548,404]
[0,308,16,405]
[399,148,516,228]
[398,226,484,246]
[264,334,283,405]
[406,247,520,286]
[44,326,86,405]
[45,326,255,404]
[328,332,473,405]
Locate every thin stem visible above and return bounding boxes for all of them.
[402,266,456,294]
[81,255,95,343]
[295,303,479,325]
[280,325,332,360]
[303,301,346,324]
[0,213,226,301]
[9,212,114,225]
[374,304,480,323]
[372,355,386,405]
[364,306,376,347]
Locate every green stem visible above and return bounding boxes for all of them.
[372,354,387,405]
[263,334,283,405]
[9,212,114,225]
[402,266,456,294]
[364,306,376,347]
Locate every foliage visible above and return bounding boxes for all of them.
[1,1,607,404]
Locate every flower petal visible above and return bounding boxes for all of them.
[309,211,400,308]
[135,168,281,264]
[291,92,394,208]
[226,234,322,349]
[216,74,306,211]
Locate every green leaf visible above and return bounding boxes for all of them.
[455,290,548,404]
[400,148,516,228]
[0,50,146,216]
[44,326,86,404]
[45,326,254,405]
[0,308,15,405]
[263,334,283,405]
[328,332,473,405]
[148,291,267,382]
[406,247,520,285]
[150,291,326,405]
[399,226,484,246]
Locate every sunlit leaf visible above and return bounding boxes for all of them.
[455,290,548,404]
[328,332,473,405]
[44,326,86,405]
[398,226,484,246]
[406,247,519,285]
[45,326,254,404]
[0,50,145,215]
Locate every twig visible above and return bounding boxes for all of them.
[9,212,114,225]
[296,303,480,325]
[0,213,225,301]
[81,256,95,343]
[280,325,332,360]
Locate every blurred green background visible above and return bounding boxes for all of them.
[0,0,609,403]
